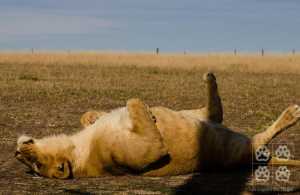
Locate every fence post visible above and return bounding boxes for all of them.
[292,49,295,55]
[31,48,34,54]
[156,48,159,55]
[261,48,264,56]
[234,49,237,56]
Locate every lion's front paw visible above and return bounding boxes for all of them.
[127,98,157,134]
[80,111,105,127]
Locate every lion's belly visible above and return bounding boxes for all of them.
[144,107,251,176]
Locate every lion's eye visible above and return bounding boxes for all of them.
[57,163,64,172]
[36,162,43,169]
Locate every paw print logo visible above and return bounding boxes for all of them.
[255,166,270,182]
[275,145,291,160]
[275,166,291,182]
[255,145,271,162]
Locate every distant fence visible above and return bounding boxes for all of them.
[153,48,298,56]
[25,48,298,56]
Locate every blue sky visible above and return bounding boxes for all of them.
[1,0,300,52]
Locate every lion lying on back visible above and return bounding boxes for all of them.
[15,73,300,179]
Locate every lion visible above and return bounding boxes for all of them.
[15,73,300,179]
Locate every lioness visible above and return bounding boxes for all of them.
[15,73,300,179]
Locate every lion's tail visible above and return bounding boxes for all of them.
[268,157,300,166]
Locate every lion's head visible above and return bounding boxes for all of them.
[15,135,74,179]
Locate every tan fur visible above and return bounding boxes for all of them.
[15,73,300,179]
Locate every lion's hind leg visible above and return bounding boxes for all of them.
[252,104,300,152]
[180,72,223,123]
[202,72,223,123]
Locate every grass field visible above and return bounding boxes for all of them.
[0,52,299,194]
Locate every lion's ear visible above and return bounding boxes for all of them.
[80,111,106,127]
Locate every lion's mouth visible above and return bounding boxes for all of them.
[15,150,27,164]
[15,150,40,175]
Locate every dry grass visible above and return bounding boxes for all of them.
[0,52,300,194]
[1,52,300,74]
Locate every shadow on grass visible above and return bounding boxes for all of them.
[63,189,95,195]
[174,168,252,195]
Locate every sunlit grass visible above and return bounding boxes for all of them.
[1,52,300,74]
[0,52,299,193]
